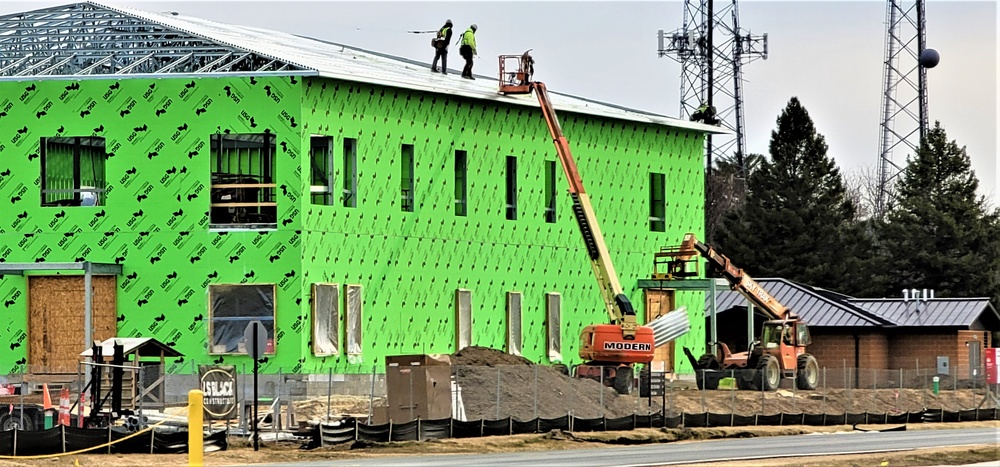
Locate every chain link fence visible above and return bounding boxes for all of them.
[2,364,997,431]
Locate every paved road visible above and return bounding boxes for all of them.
[251,427,999,467]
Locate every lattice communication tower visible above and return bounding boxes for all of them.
[657,0,767,180]
[876,0,936,218]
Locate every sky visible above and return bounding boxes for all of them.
[3,0,997,206]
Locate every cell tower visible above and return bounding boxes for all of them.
[876,0,938,218]
[657,0,767,181]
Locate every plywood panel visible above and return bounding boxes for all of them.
[645,289,676,373]
[29,276,117,374]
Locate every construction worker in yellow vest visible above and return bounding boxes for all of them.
[431,19,453,74]
[459,24,478,79]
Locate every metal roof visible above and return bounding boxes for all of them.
[80,337,183,358]
[712,278,888,327]
[848,298,998,328]
[0,2,727,133]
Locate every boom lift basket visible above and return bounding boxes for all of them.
[498,52,535,95]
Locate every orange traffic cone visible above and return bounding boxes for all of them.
[42,382,55,429]
[42,383,53,410]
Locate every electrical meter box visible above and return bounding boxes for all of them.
[936,356,949,375]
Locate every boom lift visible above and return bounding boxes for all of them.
[497,52,689,394]
[655,233,818,391]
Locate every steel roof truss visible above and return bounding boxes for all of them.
[75,53,114,74]
[14,54,57,76]
[39,53,78,75]
[194,51,232,73]
[114,51,155,74]
[0,53,34,74]
[154,51,194,74]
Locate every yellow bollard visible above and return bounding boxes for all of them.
[188,389,204,467]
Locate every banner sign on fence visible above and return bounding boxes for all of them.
[199,365,237,420]
[639,368,665,398]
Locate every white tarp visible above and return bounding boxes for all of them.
[507,292,522,356]
[547,292,562,362]
[456,289,472,350]
[312,283,339,356]
[345,284,362,361]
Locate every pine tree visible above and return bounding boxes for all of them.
[878,122,1000,303]
[714,97,866,292]
[705,153,762,244]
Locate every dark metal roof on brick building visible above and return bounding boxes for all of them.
[848,298,999,328]
[711,278,890,327]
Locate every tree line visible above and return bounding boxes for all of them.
[705,97,1000,306]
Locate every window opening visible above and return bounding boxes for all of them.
[401,144,415,212]
[40,136,107,207]
[310,136,334,205]
[506,156,518,220]
[210,133,277,228]
[454,150,468,216]
[649,172,666,232]
[343,138,358,207]
[345,284,363,358]
[312,283,340,356]
[507,292,522,355]
[547,292,562,362]
[544,160,557,223]
[209,284,276,354]
[456,289,472,350]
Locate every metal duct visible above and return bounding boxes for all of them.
[647,307,691,348]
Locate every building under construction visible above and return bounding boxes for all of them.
[0,2,721,378]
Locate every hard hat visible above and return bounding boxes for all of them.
[471,24,478,31]
[446,19,452,25]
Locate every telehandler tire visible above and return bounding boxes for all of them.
[755,355,781,391]
[796,354,819,390]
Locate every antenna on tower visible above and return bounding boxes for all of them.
[876,0,938,219]
[657,0,767,185]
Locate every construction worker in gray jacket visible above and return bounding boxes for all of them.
[459,24,478,79]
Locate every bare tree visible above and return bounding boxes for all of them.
[844,163,891,222]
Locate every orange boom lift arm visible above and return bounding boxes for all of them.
[497,53,656,393]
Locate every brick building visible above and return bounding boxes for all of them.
[711,279,998,387]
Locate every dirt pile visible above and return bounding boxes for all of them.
[450,348,993,420]
[453,346,532,366]
[452,346,644,420]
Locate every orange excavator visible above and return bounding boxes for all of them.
[498,52,690,394]
[655,233,818,391]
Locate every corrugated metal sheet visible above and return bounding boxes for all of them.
[88,1,727,133]
[848,298,994,327]
[711,279,883,327]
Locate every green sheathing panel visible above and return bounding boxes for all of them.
[0,76,304,375]
[298,77,706,374]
